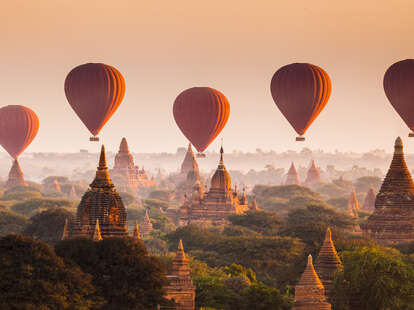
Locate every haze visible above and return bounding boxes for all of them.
[1,0,414,154]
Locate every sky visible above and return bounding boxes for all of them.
[1,0,414,154]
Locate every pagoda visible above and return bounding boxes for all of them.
[315,228,342,298]
[5,159,27,189]
[347,188,359,218]
[165,240,196,310]
[285,162,300,185]
[139,209,153,237]
[304,160,321,185]
[363,137,414,244]
[292,255,332,310]
[68,185,78,199]
[249,195,259,211]
[362,185,376,212]
[110,137,155,191]
[68,145,129,240]
[170,147,248,226]
[181,144,198,175]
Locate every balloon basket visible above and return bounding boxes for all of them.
[196,153,206,158]
[409,133,414,138]
[90,136,99,142]
[296,136,305,142]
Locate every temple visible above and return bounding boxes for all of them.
[68,185,78,199]
[348,188,359,218]
[66,145,129,240]
[50,179,61,193]
[362,185,376,212]
[363,137,414,244]
[292,255,332,310]
[5,159,27,189]
[315,228,342,298]
[304,160,321,185]
[285,162,300,185]
[165,240,195,310]
[139,209,153,237]
[168,147,249,226]
[110,137,155,192]
[181,144,199,176]
[249,195,259,211]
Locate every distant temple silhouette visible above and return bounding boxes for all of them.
[285,162,300,185]
[5,159,27,189]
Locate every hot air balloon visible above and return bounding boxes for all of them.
[383,59,414,137]
[64,63,125,141]
[270,63,332,141]
[173,87,230,156]
[0,105,39,159]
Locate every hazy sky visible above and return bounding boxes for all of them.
[2,0,414,154]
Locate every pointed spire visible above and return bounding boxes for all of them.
[69,185,78,199]
[144,209,151,223]
[90,145,113,188]
[61,218,69,240]
[315,228,343,297]
[140,209,153,237]
[181,143,199,175]
[176,239,187,261]
[133,220,141,240]
[293,254,331,309]
[5,159,27,189]
[92,219,103,241]
[362,184,376,212]
[119,137,129,152]
[285,162,300,185]
[52,179,61,192]
[348,188,359,218]
[250,195,259,211]
[219,146,224,166]
[305,159,321,185]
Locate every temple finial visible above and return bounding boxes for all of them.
[98,145,107,170]
[92,219,103,241]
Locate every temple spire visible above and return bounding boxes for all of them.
[250,195,259,211]
[219,146,224,166]
[133,220,141,240]
[348,188,359,218]
[90,145,113,188]
[362,185,376,212]
[119,137,129,152]
[176,239,186,261]
[92,219,103,241]
[5,159,27,189]
[305,160,321,185]
[315,228,343,297]
[293,254,331,310]
[285,162,300,185]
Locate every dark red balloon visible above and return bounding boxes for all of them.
[0,105,39,159]
[173,87,230,153]
[270,63,331,137]
[384,59,414,133]
[64,63,125,136]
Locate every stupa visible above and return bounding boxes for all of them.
[285,162,300,185]
[292,255,331,310]
[304,160,322,185]
[139,209,153,237]
[181,144,198,176]
[362,185,376,212]
[348,188,359,218]
[363,137,414,244]
[165,240,196,310]
[315,228,342,297]
[5,159,27,189]
[68,145,129,240]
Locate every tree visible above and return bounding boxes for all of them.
[11,197,74,217]
[23,207,74,244]
[55,237,167,310]
[240,283,292,310]
[1,186,42,201]
[0,210,29,236]
[0,234,97,309]
[227,210,281,235]
[332,246,414,310]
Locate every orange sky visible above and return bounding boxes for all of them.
[1,0,414,154]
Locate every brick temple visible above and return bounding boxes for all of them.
[304,160,321,185]
[5,159,27,189]
[285,162,300,185]
[292,254,332,310]
[168,147,249,226]
[363,137,414,244]
[66,145,129,240]
[362,185,376,212]
[110,137,155,191]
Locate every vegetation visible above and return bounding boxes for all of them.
[11,197,74,217]
[0,210,29,236]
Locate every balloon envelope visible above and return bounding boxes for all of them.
[173,87,230,152]
[64,63,125,136]
[0,105,39,159]
[384,59,414,132]
[270,63,331,136]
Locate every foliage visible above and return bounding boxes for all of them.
[119,191,136,205]
[144,237,169,255]
[353,176,382,193]
[11,197,74,217]
[331,246,414,310]
[0,210,29,236]
[23,207,74,245]
[55,237,167,310]
[0,234,97,309]
[1,186,42,201]
[227,210,281,235]
[148,190,173,202]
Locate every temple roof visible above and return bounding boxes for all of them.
[305,160,321,184]
[6,159,27,189]
[119,137,129,153]
[293,255,331,310]
[181,144,199,175]
[210,147,231,191]
[113,137,135,170]
[285,162,300,185]
[362,185,376,212]
[90,145,114,189]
